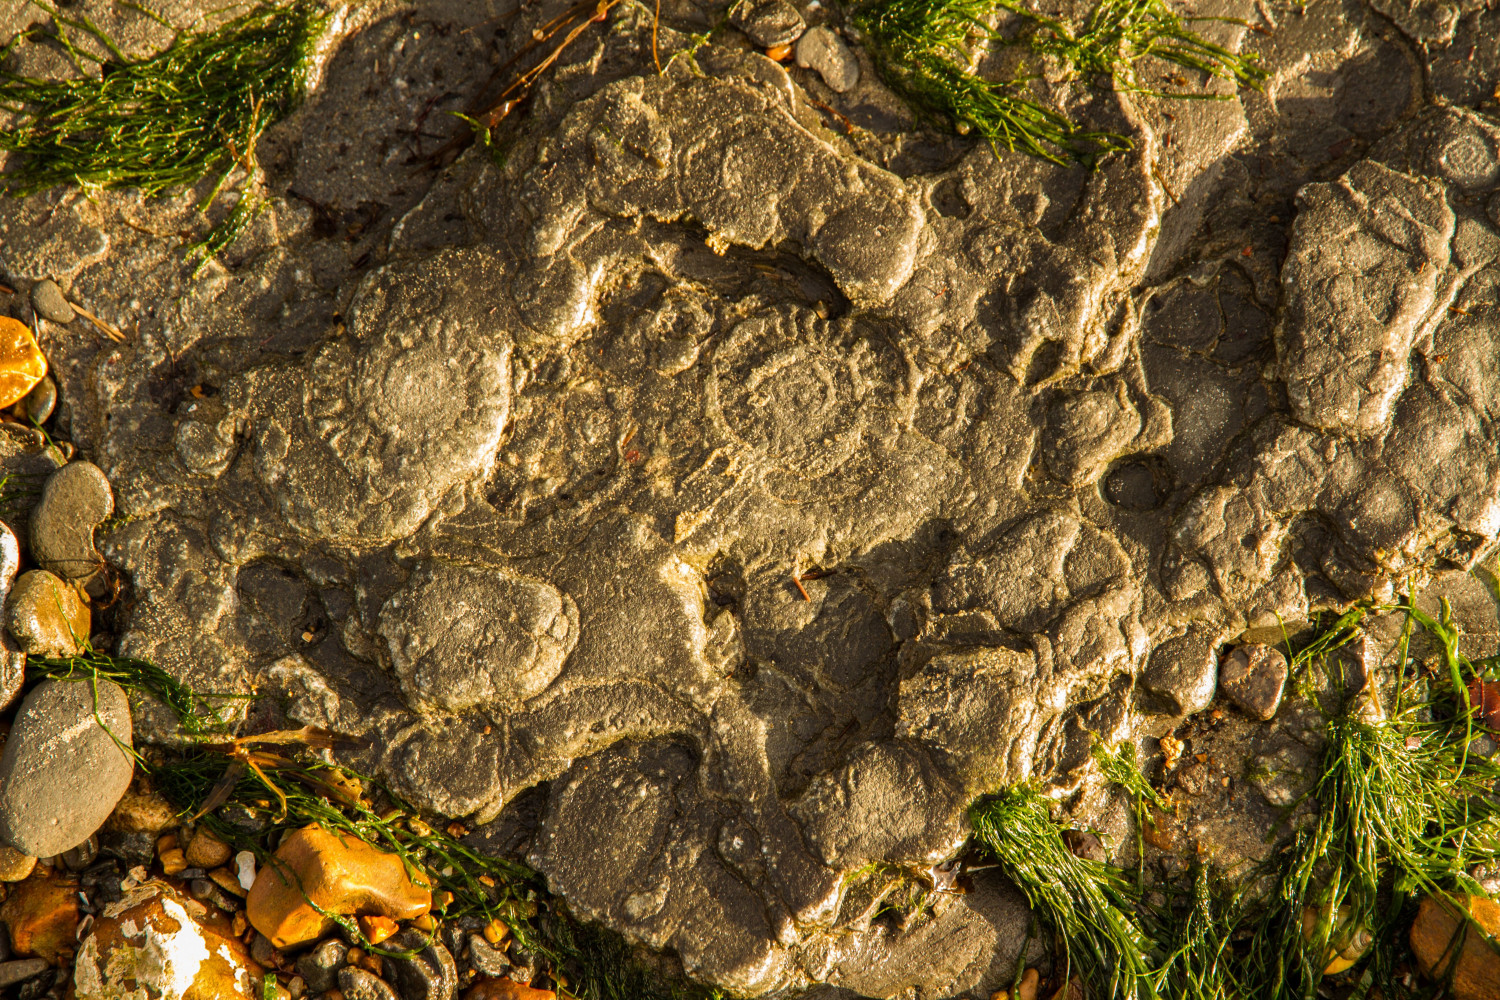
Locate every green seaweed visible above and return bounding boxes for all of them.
[853,0,1266,165]
[0,1,328,265]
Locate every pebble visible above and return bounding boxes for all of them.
[11,375,56,425]
[729,0,805,47]
[29,280,74,325]
[0,678,134,857]
[0,847,36,882]
[990,967,1040,1000]
[0,958,48,988]
[0,870,79,964]
[0,318,47,410]
[295,937,348,994]
[104,785,179,833]
[1219,644,1289,721]
[184,826,233,869]
[339,966,402,1000]
[73,883,260,1000]
[4,569,90,657]
[30,460,114,581]
[468,934,510,977]
[795,27,860,92]
[383,927,458,1000]
[1410,893,1500,999]
[245,825,431,948]
[235,849,257,889]
[463,978,556,1000]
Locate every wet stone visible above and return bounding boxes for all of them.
[11,376,56,426]
[0,959,49,989]
[73,883,261,1000]
[1219,644,1289,721]
[0,871,79,965]
[28,281,72,325]
[467,935,509,977]
[463,979,556,1000]
[794,27,859,92]
[244,825,431,948]
[0,679,133,858]
[294,939,348,995]
[729,0,805,47]
[29,461,113,582]
[382,928,457,1000]
[0,320,47,411]
[338,966,401,1000]
[0,848,36,883]
[4,569,90,658]
[1410,893,1500,999]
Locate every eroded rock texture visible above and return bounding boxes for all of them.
[2,0,1498,995]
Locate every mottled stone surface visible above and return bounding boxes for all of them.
[2,0,1499,995]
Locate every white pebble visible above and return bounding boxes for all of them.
[236,850,257,890]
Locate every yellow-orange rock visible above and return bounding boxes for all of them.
[0,318,47,409]
[464,978,556,1000]
[73,882,261,1000]
[0,845,37,882]
[184,827,232,869]
[0,869,80,964]
[1410,893,1500,1000]
[245,825,431,949]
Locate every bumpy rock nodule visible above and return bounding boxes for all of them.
[1,0,1498,995]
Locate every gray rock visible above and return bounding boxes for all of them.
[295,938,348,995]
[466,935,509,977]
[28,280,73,325]
[29,461,113,581]
[382,928,457,1000]
[338,966,401,1000]
[0,679,133,857]
[11,376,56,426]
[5,569,90,658]
[1140,626,1223,717]
[729,0,804,47]
[1219,644,1289,721]
[794,27,859,92]
[5,4,1498,997]
[0,958,49,989]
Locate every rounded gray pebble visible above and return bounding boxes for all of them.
[795,27,860,93]
[0,678,134,857]
[30,461,113,581]
[338,966,401,1000]
[29,280,73,325]
[11,376,56,426]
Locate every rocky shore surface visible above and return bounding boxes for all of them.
[0,0,1499,997]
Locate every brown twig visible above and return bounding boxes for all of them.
[69,301,128,343]
[792,573,811,602]
[653,0,662,73]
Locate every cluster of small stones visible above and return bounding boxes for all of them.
[2,0,1500,996]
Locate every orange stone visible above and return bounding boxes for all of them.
[184,827,233,869]
[1410,893,1500,1000]
[73,882,261,1000]
[464,978,556,1000]
[0,869,80,964]
[359,914,399,945]
[0,318,48,409]
[0,846,37,882]
[244,825,431,949]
